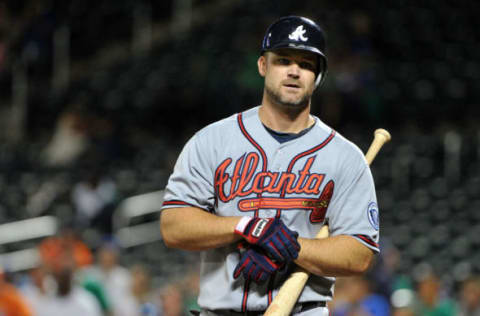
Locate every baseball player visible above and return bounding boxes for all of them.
[160,16,380,316]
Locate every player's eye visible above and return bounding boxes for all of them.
[277,58,291,65]
[299,62,315,71]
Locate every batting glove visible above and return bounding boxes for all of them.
[234,217,301,263]
[233,248,284,283]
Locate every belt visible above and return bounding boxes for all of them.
[205,301,327,316]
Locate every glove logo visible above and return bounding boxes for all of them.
[288,25,308,42]
[252,219,268,237]
[367,202,379,231]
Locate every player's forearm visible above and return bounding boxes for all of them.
[294,235,374,277]
[160,207,243,251]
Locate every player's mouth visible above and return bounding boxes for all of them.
[283,83,302,91]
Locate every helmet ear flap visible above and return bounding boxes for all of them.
[315,57,328,88]
[315,73,322,88]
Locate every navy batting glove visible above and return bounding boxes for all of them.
[234,217,301,263]
[233,248,284,283]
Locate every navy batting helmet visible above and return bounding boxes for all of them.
[261,16,328,87]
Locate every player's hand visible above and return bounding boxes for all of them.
[233,248,284,283]
[234,217,301,263]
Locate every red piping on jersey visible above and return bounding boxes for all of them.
[354,234,379,249]
[237,113,269,190]
[241,279,250,312]
[276,130,336,217]
[267,275,275,305]
[237,112,269,312]
[162,200,192,207]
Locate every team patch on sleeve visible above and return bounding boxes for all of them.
[367,202,379,231]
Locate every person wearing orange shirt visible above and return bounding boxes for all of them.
[0,268,32,316]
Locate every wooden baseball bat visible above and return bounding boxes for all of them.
[264,128,391,316]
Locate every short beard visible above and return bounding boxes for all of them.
[265,85,311,111]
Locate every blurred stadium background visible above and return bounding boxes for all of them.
[0,0,479,315]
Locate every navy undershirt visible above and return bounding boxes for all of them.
[263,121,315,144]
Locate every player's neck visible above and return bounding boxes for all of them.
[259,103,314,134]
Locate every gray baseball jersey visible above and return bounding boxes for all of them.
[162,106,380,312]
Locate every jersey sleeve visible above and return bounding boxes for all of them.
[162,132,215,212]
[326,154,380,253]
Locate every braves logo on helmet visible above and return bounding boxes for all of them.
[288,25,308,42]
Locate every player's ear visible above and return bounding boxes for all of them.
[258,55,267,77]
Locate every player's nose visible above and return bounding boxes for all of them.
[287,63,300,78]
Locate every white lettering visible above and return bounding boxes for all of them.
[252,219,268,237]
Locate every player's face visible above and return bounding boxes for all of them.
[258,49,317,109]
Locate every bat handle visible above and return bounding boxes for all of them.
[263,225,329,316]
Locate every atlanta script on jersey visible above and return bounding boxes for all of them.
[161,106,380,312]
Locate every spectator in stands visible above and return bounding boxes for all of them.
[82,239,134,316]
[20,265,51,315]
[0,267,32,316]
[43,106,90,167]
[179,269,200,315]
[412,272,457,315]
[71,166,118,234]
[159,283,185,316]
[37,227,110,314]
[457,276,480,316]
[84,262,159,316]
[347,275,390,316]
[38,226,93,272]
[37,264,103,316]
[331,275,390,316]
[329,277,350,314]
[129,264,159,316]
[368,238,401,298]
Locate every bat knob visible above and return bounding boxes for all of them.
[374,129,391,142]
